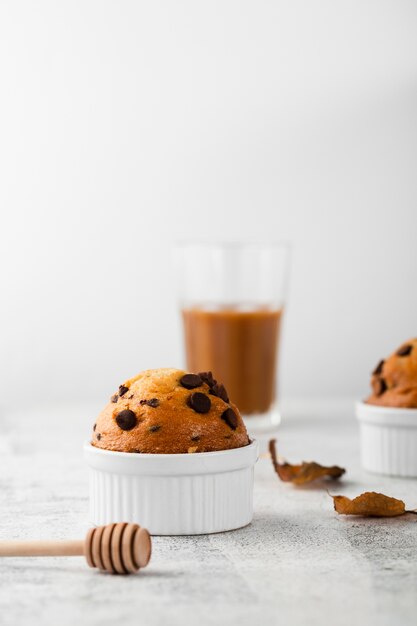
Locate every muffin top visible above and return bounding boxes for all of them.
[366,338,417,408]
[91,368,250,454]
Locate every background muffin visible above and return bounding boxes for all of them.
[366,338,417,408]
[91,368,250,453]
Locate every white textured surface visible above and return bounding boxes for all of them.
[1,399,417,626]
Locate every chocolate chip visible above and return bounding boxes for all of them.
[199,372,229,401]
[191,435,200,442]
[372,360,385,376]
[210,383,229,402]
[119,385,129,396]
[217,384,229,402]
[188,392,211,414]
[96,433,102,440]
[139,398,160,407]
[396,344,412,357]
[198,371,216,388]
[115,409,137,431]
[149,425,161,432]
[93,423,97,431]
[374,378,387,397]
[221,407,238,430]
[180,374,202,389]
[132,449,141,454]
[128,394,134,399]
[111,394,118,403]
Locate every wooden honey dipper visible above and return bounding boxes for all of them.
[0,522,151,575]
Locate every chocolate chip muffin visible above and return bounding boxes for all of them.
[366,338,417,408]
[91,368,250,454]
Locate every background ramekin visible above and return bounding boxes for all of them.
[356,401,417,477]
[84,440,258,535]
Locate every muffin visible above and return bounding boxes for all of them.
[366,338,417,408]
[91,368,250,454]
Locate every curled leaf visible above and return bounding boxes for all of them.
[269,439,345,485]
[331,491,408,517]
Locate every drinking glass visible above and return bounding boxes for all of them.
[175,242,290,431]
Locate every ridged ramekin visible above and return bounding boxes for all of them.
[356,402,417,477]
[84,440,258,535]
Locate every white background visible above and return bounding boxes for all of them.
[1,1,416,410]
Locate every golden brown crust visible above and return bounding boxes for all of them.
[91,368,250,454]
[366,338,417,408]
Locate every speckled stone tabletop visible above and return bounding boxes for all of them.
[1,400,416,626]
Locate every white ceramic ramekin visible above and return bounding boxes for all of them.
[356,402,417,477]
[84,440,258,535]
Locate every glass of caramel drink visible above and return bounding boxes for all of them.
[176,242,290,431]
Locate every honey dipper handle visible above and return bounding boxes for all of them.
[0,540,84,557]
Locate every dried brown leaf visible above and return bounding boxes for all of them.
[331,491,408,517]
[269,439,345,485]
